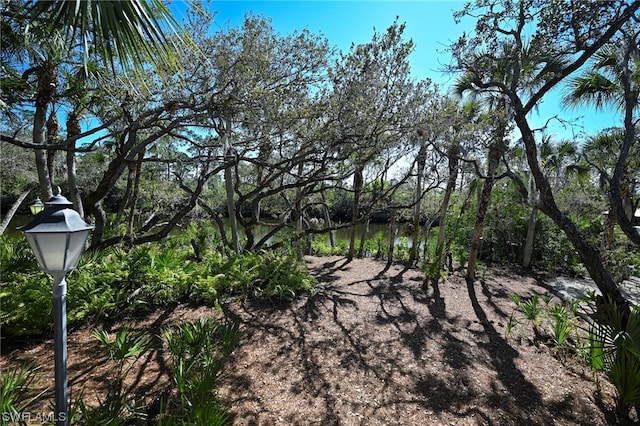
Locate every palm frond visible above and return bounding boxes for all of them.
[563,72,619,110]
[26,0,185,73]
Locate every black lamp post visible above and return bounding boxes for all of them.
[18,191,93,426]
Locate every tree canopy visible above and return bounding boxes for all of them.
[1,0,639,303]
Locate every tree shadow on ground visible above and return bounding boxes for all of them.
[220,258,602,424]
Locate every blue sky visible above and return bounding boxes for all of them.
[199,0,468,85]
[174,1,620,140]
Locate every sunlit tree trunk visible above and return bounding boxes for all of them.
[386,211,397,270]
[602,210,616,258]
[357,214,370,258]
[436,141,460,266]
[46,111,59,188]
[321,183,335,248]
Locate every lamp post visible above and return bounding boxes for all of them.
[30,197,45,215]
[18,191,93,426]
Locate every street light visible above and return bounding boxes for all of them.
[30,197,45,215]
[18,191,93,426]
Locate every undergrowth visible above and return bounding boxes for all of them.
[0,229,315,338]
[507,292,640,422]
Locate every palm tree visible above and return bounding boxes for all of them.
[25,0,182,73]
[522,137,587,269]
[563,31,640,246]
[453,36,570,281]
[563,44,632,111]
[4,0,185,201]
[453,49,512,282]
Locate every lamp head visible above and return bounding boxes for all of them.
[18,192,93,275]
[30,197,45,215]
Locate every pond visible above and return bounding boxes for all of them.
[5,215,420,247]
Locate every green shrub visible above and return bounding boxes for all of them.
[0,363,44,422]
[507,293,580,349]
[160,318,241,425]
[70,319,240,425]
[394,236,410,261]
[582,296,640,420]
[252,251,316,301]
[74,328,154,425]
[1,235,315,338]
[311,234,349,256]
[0,273,52,336]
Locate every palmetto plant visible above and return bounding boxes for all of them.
[74,328,155,424]
[508,293,581,349]
[583,296,640,419]
[93,328,153,377]
[547,304,576,347]
[510,294,543,341]
[70,320,239,425]
[161,318,241,425]
[0,363,44,425]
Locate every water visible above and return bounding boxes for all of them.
[326,222,414,246]
[4,214,417,247]
[3,215,32,237]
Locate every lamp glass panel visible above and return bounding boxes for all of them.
[24,233,48,272]
[25,232,67,273]
[65,231,90,271]
[30,204,44,215]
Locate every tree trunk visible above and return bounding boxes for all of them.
[321,183,335,248]
[467,134,506,281]
[295,162,306,256]
[522,206,538,269]
[609,36,640,246]
[514,107,627,307]
[117,164,135,223]
[197,200,230,252]
[436,142,460,265]
[410,144,427,265]
[522,175,538,269]
[602,210,616,259]
[386,211,397,270]
[422,218,435,261]
[66,111,84,217]
[46,111,59,189]
[126,151,144,240]
[85,158,128,247]
[357,215,370,258]
[0,187,33,235]
[348,165,364,260]
[33,61,56,201]
[223,118,240,254]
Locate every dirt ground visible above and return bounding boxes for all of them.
[1,256,631,425]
